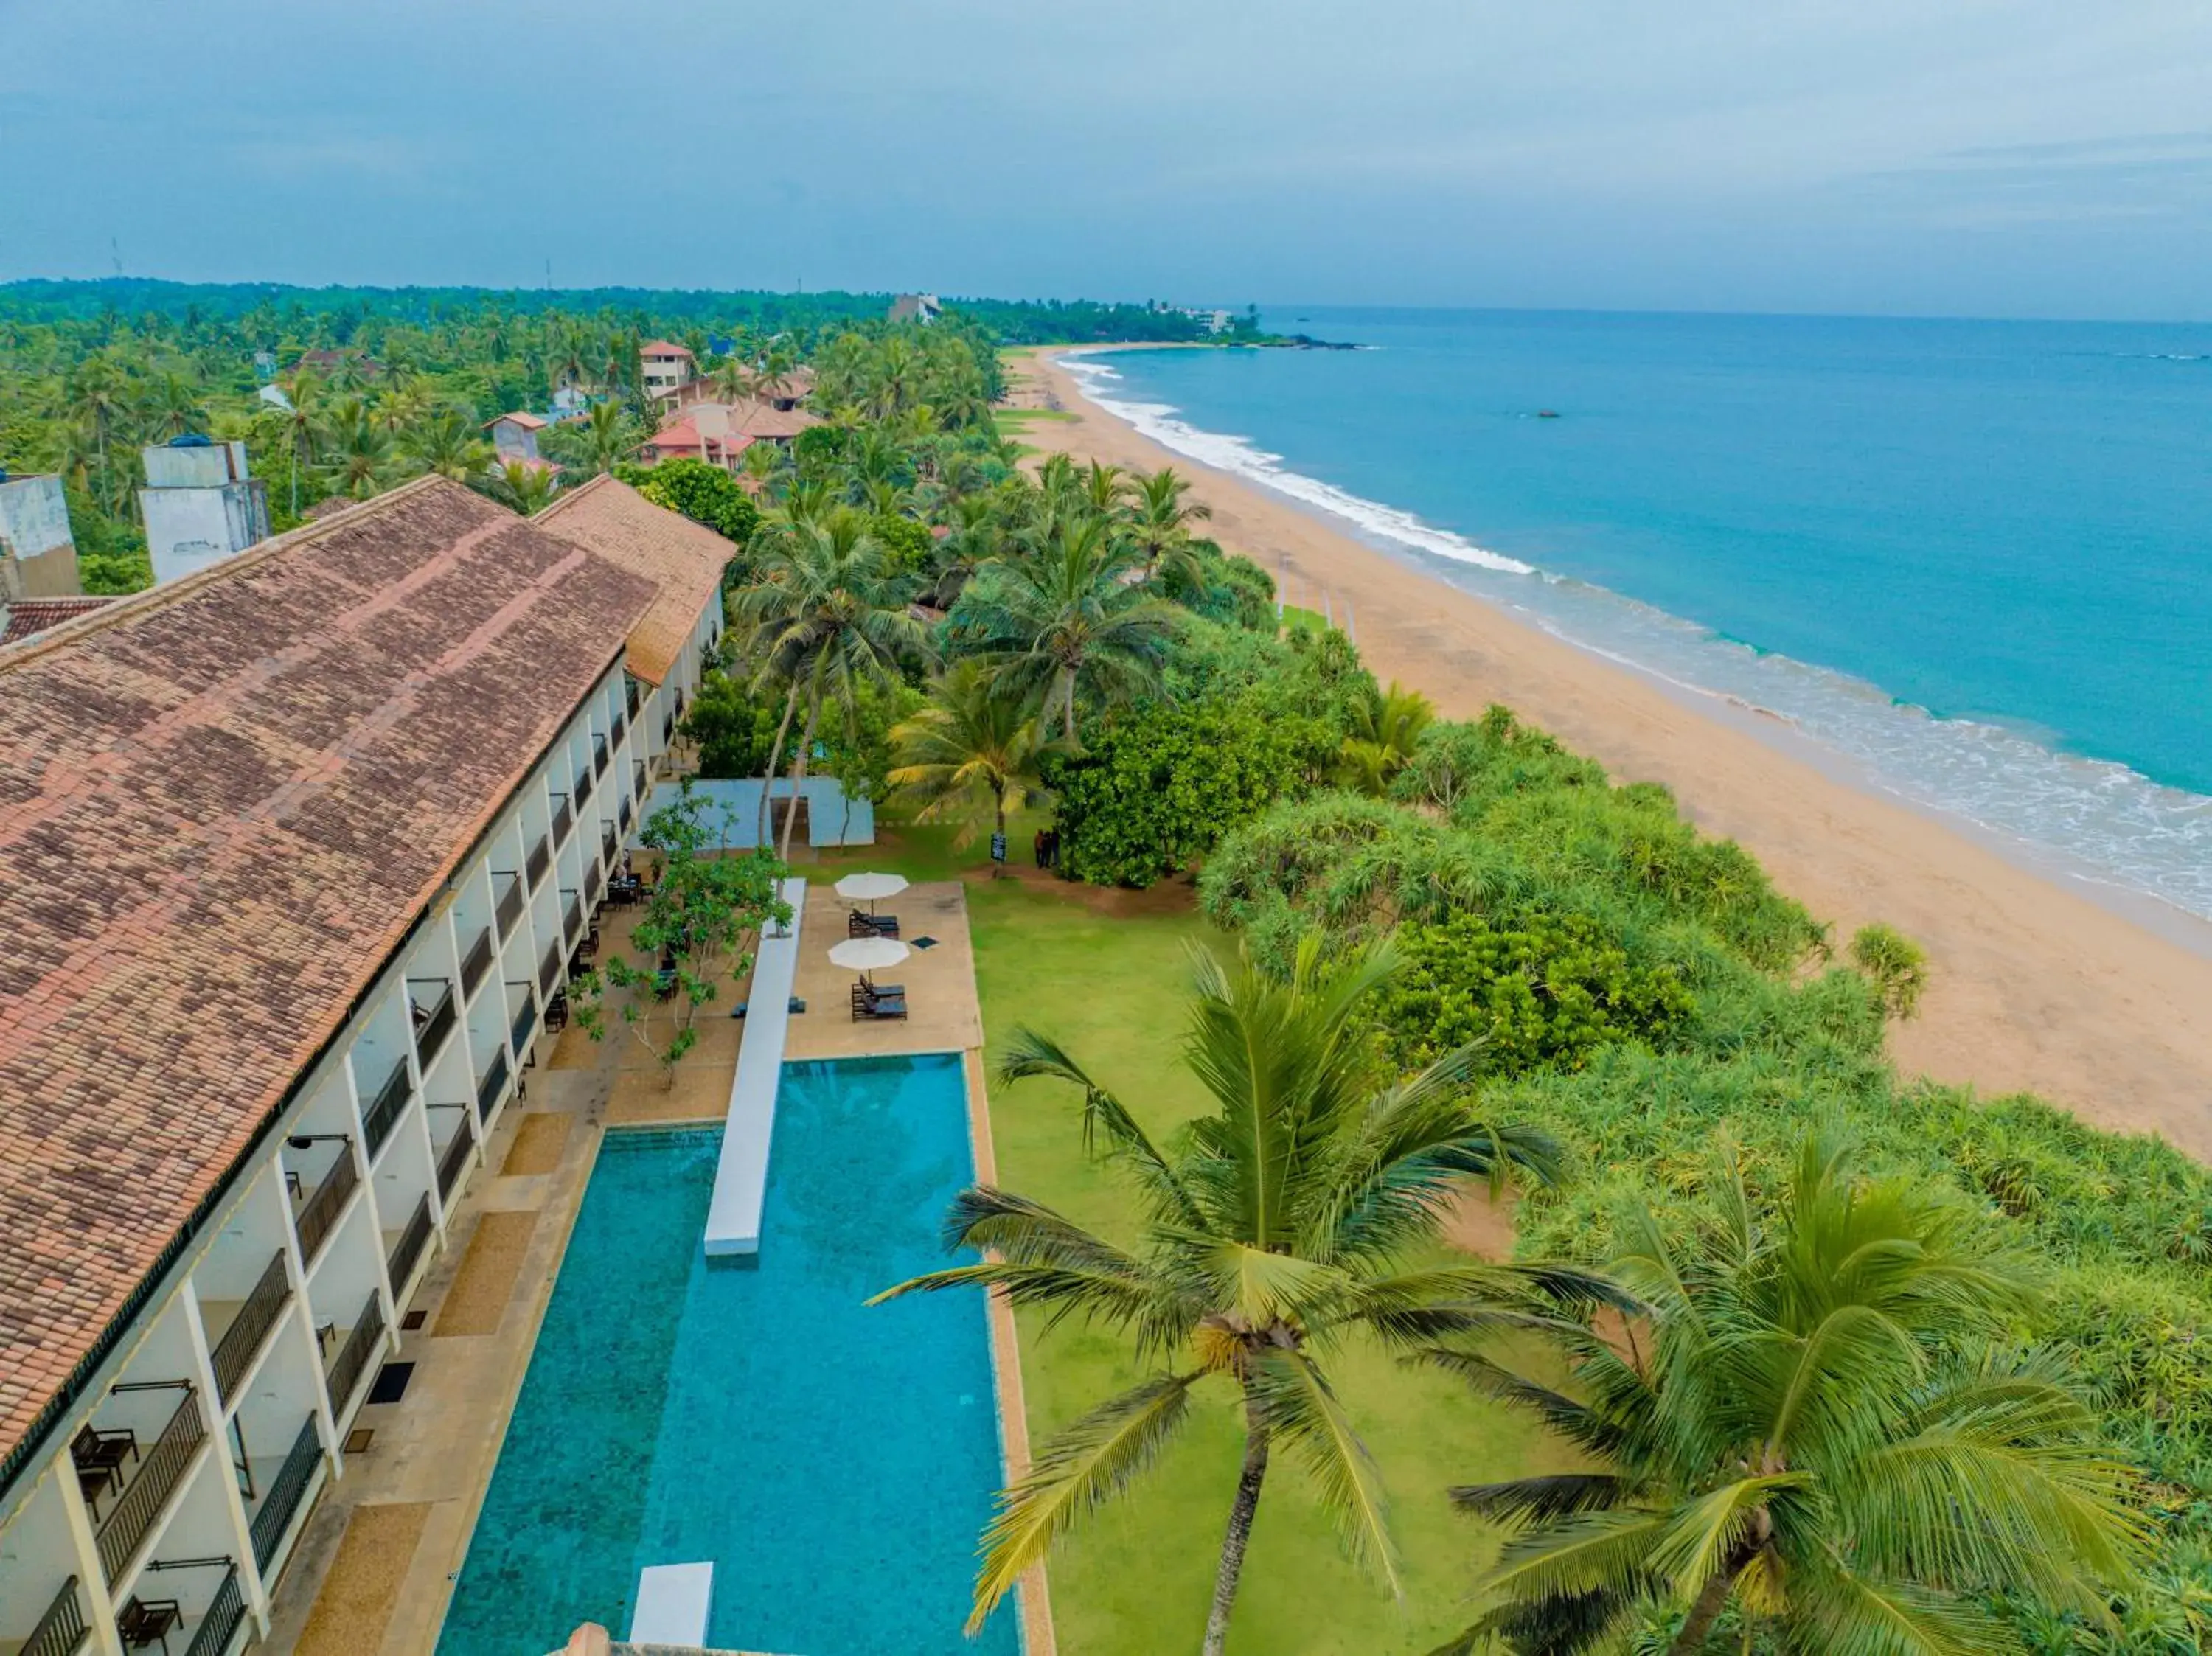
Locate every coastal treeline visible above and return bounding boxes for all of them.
[0,279,1251,593]
[673,342,2212,1652]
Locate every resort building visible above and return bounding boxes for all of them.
[0,471,80,598]
[137,436,271,588]
[0,475,730,1656]
[639,340,695,401]
[888,293,942,326]
[641,400,824,473]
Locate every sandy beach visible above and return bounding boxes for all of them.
[1016,347,2212,1161]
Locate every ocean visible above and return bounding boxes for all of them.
[1065,308,2212,923]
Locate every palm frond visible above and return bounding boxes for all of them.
[969,1372,1201,1630]
[1250,1348,1402,1594]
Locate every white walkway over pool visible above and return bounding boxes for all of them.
[631,1561,714,1643]
[705,876,807,1256]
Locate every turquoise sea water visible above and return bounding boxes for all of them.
[436,1054,1018,1656]
[1071,310,2212,919]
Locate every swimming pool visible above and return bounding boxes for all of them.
[436,1052,1021,1655]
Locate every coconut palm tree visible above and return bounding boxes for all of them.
[399,406,491,482]
[956,516,1175,751]
[731,508,931,858]
[887,661,1052,872]
[554,398,641,476]
[326,397,394,499]
[1433,1133,2148,1656]
[1080,459,1130,518]
[1130,467,1214,582]
[144,367,209,441]
[1335,681,1436,797]
[874,936,1594,1654]
[483,457,563,515]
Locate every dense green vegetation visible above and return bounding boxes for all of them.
[0,279,1262,594]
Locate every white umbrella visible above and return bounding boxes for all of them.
[828,936,910,973]
[834,872,909,911]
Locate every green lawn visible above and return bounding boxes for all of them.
[821,820,1568,1654]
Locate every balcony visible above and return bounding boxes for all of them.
[475,1049,509,1124]
[619,793,633,834]
[560,890,582,945]
[493,872,524,941]
[599,821,618,866]
[549,796,572,846]
[181,1562,246,1656]
[610,711,626,749]
[574,765,595,808]
[388,1194,432,1296]
[208,1250,291,1407]
[633,759,646,799]
[583,863,602,908]
[593,734,609,776]
[538,941,561,997]
[525,836,550,889]
[408,979,456,1068]
[327,1290,385,1416]
[360,1056,411,1161]
[435,1112,476,1201]
[96,1390,205,1580]
[459,927,495,999]
[21,1576,89,1656]
[249,1416,322,1573]
[292,1147,358,1267]
[509,987,537,1060]
[626,678,640,718]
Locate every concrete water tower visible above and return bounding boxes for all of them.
[139,435,271,585]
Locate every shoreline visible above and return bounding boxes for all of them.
[1019,346,2212,1161]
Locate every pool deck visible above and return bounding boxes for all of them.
[260,880,1057,1656]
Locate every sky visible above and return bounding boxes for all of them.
[3,0,2211,319]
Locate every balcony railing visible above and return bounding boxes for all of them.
[493,872,524,940]
[475,1048,509,1124]
[250,1416,322,1572]
[619,794,633,833]
[583,863,602,907]
[627,678,641,718]
[209,1250,291,1407]
[633,759,646,799]
[550,796,572,846]
[459,927,495,999]
[22,1576,88,1656]
[436,1113,476,1201]
[183,1563,246,1656]
[409,980,456,1067]
[97,1391,205,1580]
[610,711,626,748]
[560,890,582,944]
[575,765,596,807]
[327,1290,385,1416]
[538,940,561,996]
[593,734,609,776]
[388,1194,432,1295]
[526,835,550,888]
[509,988,537,1059]
[360,1056,411,1161]
[293,1147,358,1267]
[600,821,618,866]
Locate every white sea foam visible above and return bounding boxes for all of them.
[1057,349,2212,925]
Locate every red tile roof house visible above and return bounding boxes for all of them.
[0,476,734,1653]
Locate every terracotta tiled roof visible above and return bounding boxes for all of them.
[0,596,115,648]
[487,411,548,431]
[535,476,734,686]
[640,340,693,358]
[0,477,658,1476]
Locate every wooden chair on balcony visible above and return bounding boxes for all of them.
[118,1596,183,1653]
[71,1422,137,1517]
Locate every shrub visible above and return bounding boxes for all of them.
[1848,920,1929,1017]
[1377,910,1694,1076]
[613,457,761,546]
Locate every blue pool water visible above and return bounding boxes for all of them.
[1072,310,2212,919]
[437,1053,1018,1656]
